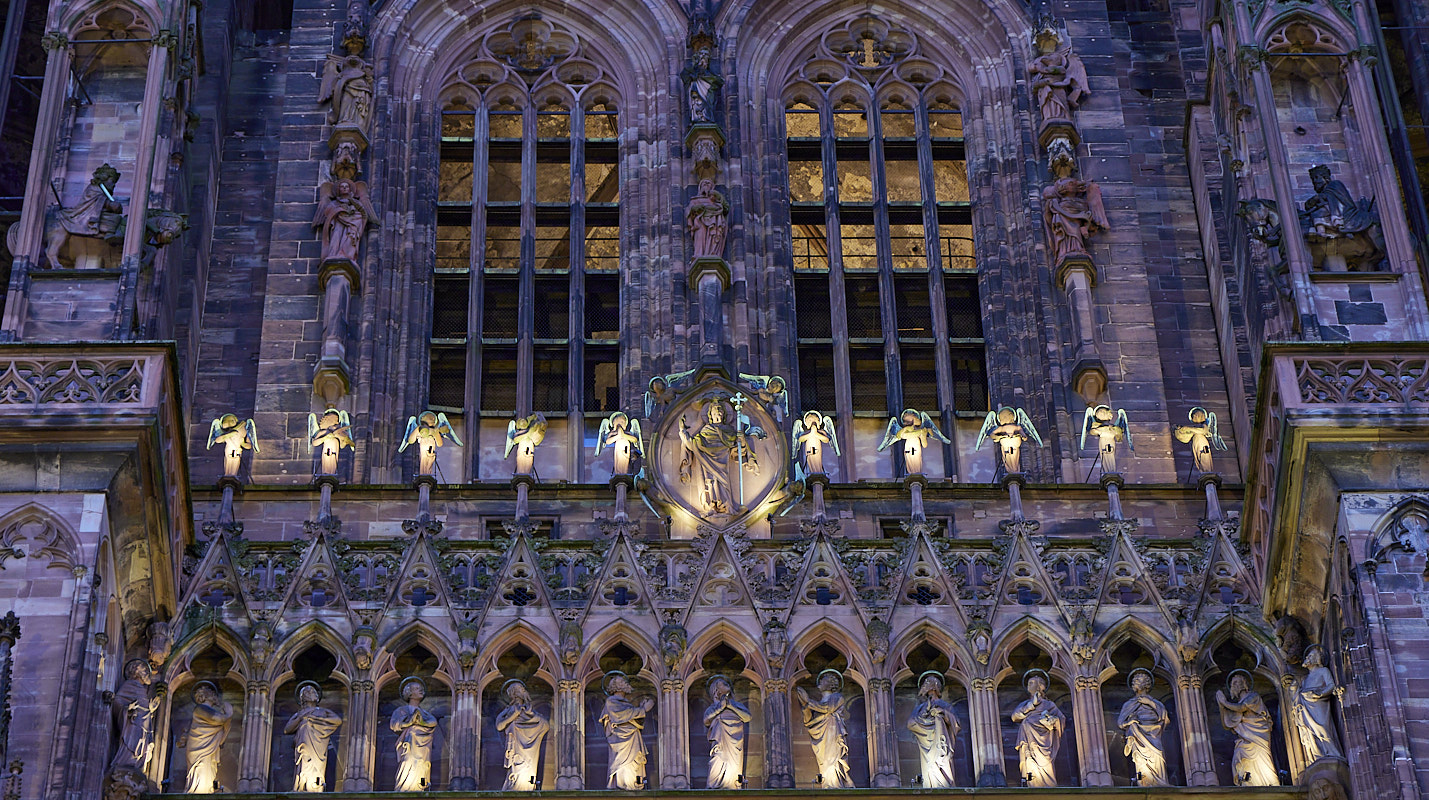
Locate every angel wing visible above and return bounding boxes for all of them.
[1079,406,1097,450]
[665,367,697,388]
[595,416,613,456]
[974,410,998,451]
[396,416,419,453]
[790,416,807,451]
[876,416,900,452]
[353,180,379,226]
[504,419,518,458]
[317,54,342,105]
[1016,408,1044,448]
[312,182,335,226]
[338,409,352,427]
[1064,48,1090,106]
[307,412,320,445]
[206,418,223,450]
[738,372,770,390]
[244,418,260,455]
[1115,408,1133,452]
[436,412,462,446]
[1086,180,1110,232]
[919,411,952,444]
[528,413,549,445]
[823,414,841,456]
[1207,411,1227,450]
[628,419,643,455]
[644,390,654,420]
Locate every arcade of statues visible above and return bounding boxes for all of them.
[0,0,1427,799]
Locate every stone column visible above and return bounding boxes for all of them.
[554,679,584,789]
[658,679,690,788]
[342,680,376,792]
[236,681,272,792]
[968,677,1005,787]
[448,681,480,790]
[313,263,357,406]
[1174,672,1218,786]
[1072,675,1112,786]
[865,678,900,787]
[762,679,794,788]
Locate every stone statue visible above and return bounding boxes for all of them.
[644,369,696,418]
[207,415,259,478]
[308,408,353,476]
[390,677,439,791]
[976,407,1043,476]
[906,672,959,788]
[399,410,463,477]
[596,412,643,475]
[1173,407,1226,475]
[1042,171,1109,266]
[1079,405,1133,474]
[1298,165,1386,271]
[108,659,159,775]
[680,45,723,125]
[318,54,374,136]
[43,163,123,268]
[877,409,951,476]
[866,616,891,665]
[686,179,729,260]
[313,179,377,265]
[1011,669,1064,787]
[762,619,788,670]
[1215,670,1278,786]
[678,396,764,515]
[558,619,582,667]
[1275,614,1308,665]
[795,670,854,788]
[505,413,548,476]
[1028,24,1089,124]
[659,621,688,670]
[1289,645,1344,764]
[180,682,234,793]
[496,680,549,791]
[146,620,173,668]
[285,681,342,792]
[738,373,789,422]
[792,411,840,480]
[599,672,654,790]
[1116,669,1169,787]
[703,675,751,789]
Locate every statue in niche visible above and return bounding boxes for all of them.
[1042,167,1109,266]
[1215,670,1278,786]
[703,675,751,790]
[1288,645,1345,764]
[399,410,463,477]
[496,680,549,791]
[1173,407,1226,475]
[308,408,353,477]
[180,682,234,794]
[600,672,654,790]
[976,407,1043,476]
[285,681,343,792]
[1079,405,1133,474]
[596,412,644,475]
[207,414,259,479]
[43,163,123,268]
[1027,23,1089,124]
[313,179,377,266]
[319,54,374,136]
[108,658,159,775]
[681,44,723,126]
[795,669,854,788]
[644,369,697,418]
[1298,165,1386,272]
[877,409,951,476]
[739,374,789,422]
[390,677,439,791]
[762,619,788,670]
[686,179,729,260]
[906,672,959,788]
[505,413,548,477]
[1116,669,1169,787]
[1011,669,1064,787]
[792,411,840,480]
[678,396,764,515]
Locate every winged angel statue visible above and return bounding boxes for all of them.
[878,409,951,476]
[1173,407,1226,475]
[505,413,548,476]
[398,411,462,477]
[975,407,1043,476]
[1080,405,1133,474]
[207,414,259,478]
[595,412,643,475]
[308,408,353,476]
[791,411,839,480]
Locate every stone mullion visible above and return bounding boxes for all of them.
[465,106,491,479]
[568,107,588,479]
[1173,671,1217,786]
[516,100,537,417]
[1071,675,1111,786]
[819,97,856,480]
[866,106,903,419]
[237,680,273,791]
[115,32,175,338]
[342,679,376,791]
[914,99,960,479]
[449,681,480,790]
[658,678,690,788]
[967,677,1002,786]
[554,678,585,789]
[865,678,899,787]
[762,679,794,788]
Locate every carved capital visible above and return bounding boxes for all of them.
[1177,673,1203,689]
[454,680,480,694]
[1237,44,1268,71]
[558,679,583,693]
[245,681,270,695]
[970,677,997,691]
[40,33,68,51]
[351,680,376,692]
[866,678,892,692]
[763,679,788,693]
[152,30,179,49]
[661,679,685,693]
[1348,44,1379,65]
[1074,676,1099,691]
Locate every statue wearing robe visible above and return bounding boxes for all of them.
[496,682,549,791]
[600,678,654,790]
[905,676,958,788]
[390,681,439,791]
[1116,671,1169,786]
[181,684,234,793]
[796,673,854,788]
[109,660,159,775]
[1011,674,1064,788]
[703,678,751,790]
[285,683,342,792]
[1042,174,1109,265]
[1217,675,1278,786]
[1290,647,1344,764]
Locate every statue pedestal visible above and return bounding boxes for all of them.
[1056,254,1107,403]
[314,259,359,406]
[690,256,730,369]
[328,122,369,152]
[1038,119,1079,151]
[685,123,725,181]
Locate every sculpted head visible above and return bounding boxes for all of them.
[768,376,785,394]
[1189,407,1209,424]
[816,669,841,693]
[706,402,726,424]
[708,675,732,701]
[401,677,426,703]
[219,413,239,430]
[698,178,715,196]
[124,658,153,685]
[1228,670,1251,698]
[1024,669,1048,697]
[918,672,944,698]
[193,681,219,706]
[1303,644,1325,668]
[608,674,633,696]
[418,410,438,427]
[802,410,822,430]
[1129,669,1153,695]
[1310,165,1331,190]
[297,681,322,706]
[504,679,530,704]
[996,407,1018,426]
